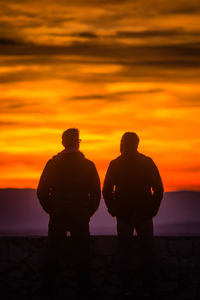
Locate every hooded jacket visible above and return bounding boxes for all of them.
[37,150,101,220]
[103,151,164,223]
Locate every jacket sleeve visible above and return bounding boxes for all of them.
[37,159,54,214]
[88,162,101,216]
[102,162,116,217]
[149,158,164,216]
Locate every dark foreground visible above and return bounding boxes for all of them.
[0,236,200,299]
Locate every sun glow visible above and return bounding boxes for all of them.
[0,0,200,191]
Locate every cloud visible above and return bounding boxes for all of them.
[0,121,17,126]
[0,69,43,83]
[165,6,200,15]
[115,29,200,38]
[69,89,164,101]
[0,38,22,45]
[0,98,38,113]
[70,94,106,100]
[47,28,200,41]
[71,31,98,38]
[135,60,200,69]
[0,39,200,85]
[0,39,199,62]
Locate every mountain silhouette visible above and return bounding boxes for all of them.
[0,189,199,236]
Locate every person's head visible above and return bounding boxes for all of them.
[62,128,80,149]
[120,132,139,155]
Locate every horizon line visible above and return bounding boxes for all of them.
[0,187,200,193]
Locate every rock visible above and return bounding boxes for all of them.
[0,236,200,297]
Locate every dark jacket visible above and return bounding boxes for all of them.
[37,150,101,220]
[103,151,164,223]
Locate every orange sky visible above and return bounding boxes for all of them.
[0,0,200,191]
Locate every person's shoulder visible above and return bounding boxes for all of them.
[108,156,122,168]
[137,153,159,172]
[84,157,94,165]
[46,156,56,165]
[41,156,56,171]
[48,153,62,164]
[137,152,154,164]
[45,151,67,167]
[112,155,121,162]
[83,157,97,169]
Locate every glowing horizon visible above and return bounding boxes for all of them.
[1,0,200,191]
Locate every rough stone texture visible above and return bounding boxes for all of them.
[0,236,200,299]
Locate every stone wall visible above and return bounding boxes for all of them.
[0,236,200,298]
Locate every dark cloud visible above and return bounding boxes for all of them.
[39,16,75,28]
[0,38,22,45]
[0,69,47,84]
[49,16,75,24]
[0,2,38,18]
[0,99,37,112]
[0,39,200,84]
[0,121,17,126]
[71,31,98,38]
[0,1,200,85]
[115,29,200,38]
[0,56,71,67]
[0,19,44,30]
[50,31,98,38]
[134,60,200,69]
[1,39,200,60]
[166,6,200,15]
[0,6,74,33]
[69,89,164,101]
[48,28,200,40]
[71,94,106,100]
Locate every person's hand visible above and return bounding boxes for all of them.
[151,205,159,218]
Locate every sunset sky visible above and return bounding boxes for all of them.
[0,0,200,191]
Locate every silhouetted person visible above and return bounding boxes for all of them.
[103,132,164,296]
[37,128,101,297]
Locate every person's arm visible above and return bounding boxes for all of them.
[37,159,54,214]
[149,158,164,216]
[88,162,101,217]
[102,162,116,217]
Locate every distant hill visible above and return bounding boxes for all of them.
[0,189,200,236]
[0,188,48,235]
[154,191,200,235]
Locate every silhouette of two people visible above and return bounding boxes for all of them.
[37,129,163,297]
